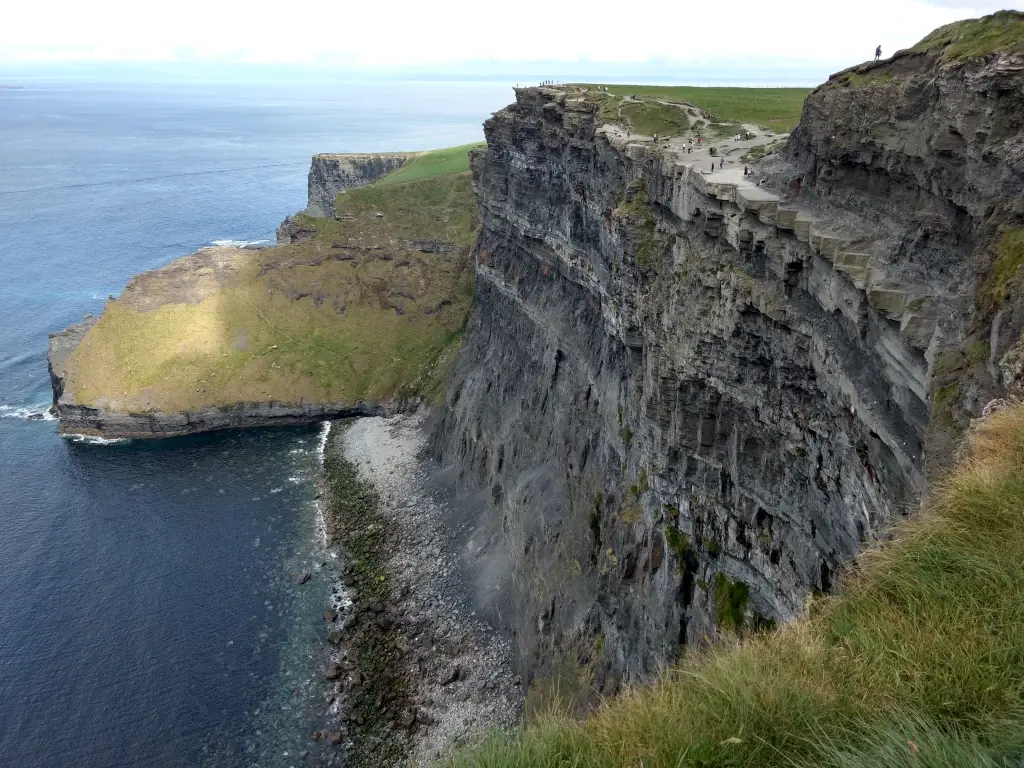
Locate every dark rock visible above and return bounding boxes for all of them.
[323,607,338,622]
[325,663,342,680]
[296,572,311,585]
[440,665,461,685]
[428,71,1024,688]
[327,629,344,645]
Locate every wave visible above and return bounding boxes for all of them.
[209,238,272,249]
[62,433,130,446]
[0,404,56,421]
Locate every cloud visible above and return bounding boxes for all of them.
[0,0,1020,70]
[918,0,1012,7]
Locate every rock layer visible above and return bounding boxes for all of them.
[305,153,411,216]
[432,61,1024,696]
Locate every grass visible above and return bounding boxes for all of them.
[372,143,484,187]
[64,170,478,412]
[577,84,810,133]
[445,405,1024,767]
[912,10,1024,60]
[981,227,1024,311]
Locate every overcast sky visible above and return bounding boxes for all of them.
[0,0,1018,72]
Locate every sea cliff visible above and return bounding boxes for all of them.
[430,37,1024,695]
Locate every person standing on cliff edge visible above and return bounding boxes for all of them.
[875,45,882,61]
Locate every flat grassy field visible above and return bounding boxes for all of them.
[64,168,478,412]
[373,143,484,187]
[578,84,810,133]
[447,406,1024,767]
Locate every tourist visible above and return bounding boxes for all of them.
[875,45,882,61]
[743,165,749,176]
[720,157,724,169]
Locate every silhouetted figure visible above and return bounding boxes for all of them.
[875,45,882,61]
[719,157,724,169]
[710,162,714,173]
[743,165,749,176]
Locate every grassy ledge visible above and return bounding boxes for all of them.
[373,143,483,187]
[575,84,810,134]
[322,422,412,766]
[61,160,478,413]
[445,406,1024,768]
[912,10,1024,60]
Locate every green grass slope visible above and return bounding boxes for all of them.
[577,84,810,134]
[373,143,484,187]
[446,406,1024,767]
[65,166,478,413]
[912,10,1024,60]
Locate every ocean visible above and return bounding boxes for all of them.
[0,79,513,767]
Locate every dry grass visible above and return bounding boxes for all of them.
[64,172,478,412]
[446,407,1024,767]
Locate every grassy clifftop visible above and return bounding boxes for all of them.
[448,406,1024,767]
[574,84,810,134]
[372,143,483,187]
[913,10,1024,60]
[62,154,478,413]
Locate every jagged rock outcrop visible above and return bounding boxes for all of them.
[432,36,1024,697]
[772,33,1024,474]
[305,153,411,216]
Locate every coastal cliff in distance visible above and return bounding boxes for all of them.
[48,151,477,439]
[306,153,411,216]
[431,16,1024,697]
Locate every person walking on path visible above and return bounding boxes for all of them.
[875,45,882,61]
[719,157,724,169]
[710,162,714,173]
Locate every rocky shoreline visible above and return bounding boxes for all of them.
[315,412,521,766]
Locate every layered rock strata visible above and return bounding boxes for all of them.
[433,63,1024,695]
[305,153,411,216]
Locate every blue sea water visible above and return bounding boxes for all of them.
[0,79,513,767]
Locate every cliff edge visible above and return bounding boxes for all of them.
[431,12,1024,699]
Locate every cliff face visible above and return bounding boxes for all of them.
[305,153,411,216]
[776,45,1024,471]
[432,49,1024,694]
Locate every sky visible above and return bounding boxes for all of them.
[0,0,1019,79]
